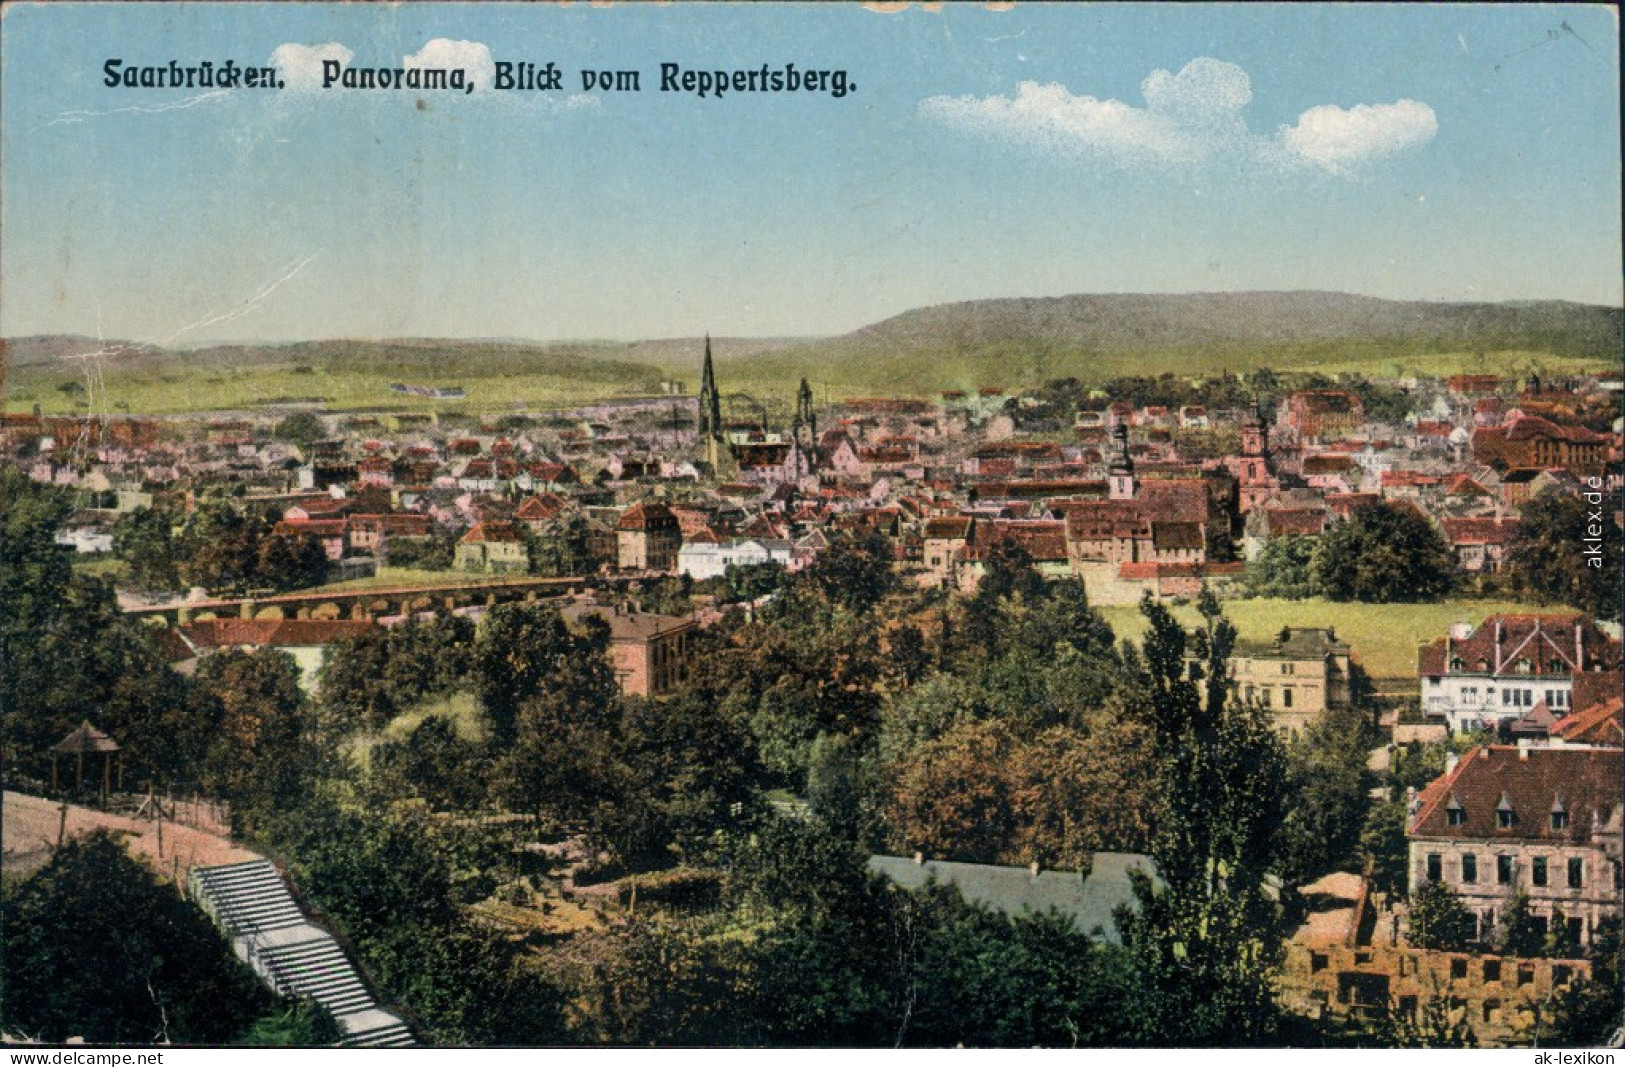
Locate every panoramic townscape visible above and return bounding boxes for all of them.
[2,299,1622,1046]
[3,2,1622,1052]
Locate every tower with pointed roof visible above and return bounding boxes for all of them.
[697,335,727,472]
[1108,423,1136,501]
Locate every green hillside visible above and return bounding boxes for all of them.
[6,292,1618,414]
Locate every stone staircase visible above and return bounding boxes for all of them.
[190,858,414,1047]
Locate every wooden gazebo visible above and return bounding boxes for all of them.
[50,721,122,795]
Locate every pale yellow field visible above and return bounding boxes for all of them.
[1095,597,1576,682]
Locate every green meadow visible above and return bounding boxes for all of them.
[1095,597,1577,684]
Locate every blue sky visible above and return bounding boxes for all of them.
[1,2,1619,343]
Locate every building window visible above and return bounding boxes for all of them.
[1483,959,1501,982]
[1449,808,1466,827]
[1498,809,1515,829]
[1427,854,1442,882]
[1497,855,1514,884]
[1552,809,1569,831]
[1462,854,1477,884]
[1533,857,1548,887]
[1568,857,1584,889]
[1450,958,1468,980]
[1283,687,1294,708]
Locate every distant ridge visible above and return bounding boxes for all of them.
[5,292,1620,409]
[836,291,1623,352]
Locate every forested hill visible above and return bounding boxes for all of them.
[839,291,1623,353]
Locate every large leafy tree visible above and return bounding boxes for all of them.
[193,649,317,834]
[1114,591,1289,1044]
[111,506,180,593]
[473,603,616,744]
[885,718,1020,865]
[1359,800,1412,899]
[1406,879,1475,951]
[1312,502,1455,603]
[1245,534,1318,599]
[1506,488,1623,621]
[1278,701,1378,886]
[800,531,897,615]
[0,831,272,1044]
[1,468,197,783]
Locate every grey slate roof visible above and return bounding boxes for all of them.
[866,852,1159,944]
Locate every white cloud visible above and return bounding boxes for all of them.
[921,57,1436,176]
[1278,100,1439,173]
[270,42,353,91]
[404,38,496,92]
[1141,56,1251,120]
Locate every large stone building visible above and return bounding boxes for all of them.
[1409,744,1623,949]
[1228,627,1354,735]
[1418,614,1622,733]
[1279,390,1366,441]
[453,520,528,574]
[616,501,681,572]
[562,604,695,698]
[1471,414,1608,478]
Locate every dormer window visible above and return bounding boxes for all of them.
[1551,795,1569,832]
[1515,658,1532,674]
[1450,657,1466,672]
[1497,792,1516,830]
[1548,659,1566,675]
[1447,794,1467,827]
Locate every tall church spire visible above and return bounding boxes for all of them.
[698,334,721,441]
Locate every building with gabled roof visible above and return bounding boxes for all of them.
[454,520,528,575]
[1408,744,1623,947]
[1418,614,1623,732]
[616,501,681,572]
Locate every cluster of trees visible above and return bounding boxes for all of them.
[18,456,1618,1047]
[1022,369,1416,433]
[0,831,333,1045]
[1246,502,1457,603]
[112,493,328,595]
[321,614,475,729]
[1505,488,1624,622]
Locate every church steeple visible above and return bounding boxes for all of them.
[793,377,816,450]
[1108,423,1136,501]
[698,335,721,441]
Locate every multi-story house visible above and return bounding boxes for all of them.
[563,604,696,698]
[616,501,682,572]
[1228,627,1354,735]
[453,520,529,574]
[1418,614,1622,733]
[1409,744,1623,948]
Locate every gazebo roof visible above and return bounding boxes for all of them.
[51,721,120,755]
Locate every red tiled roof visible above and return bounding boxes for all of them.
[1265,509,1327,536]
[923,517,973,539]
[1118,561,1244,579]
[460,520,524,544]
[1418,615,1622,678]
[274,519,346,537]
[1552,697,1624,745]
[1411,745,1622,841]
[1440,517,1519,545]
[180,618,375,649]
[617,502,677,531]
[1137,479,1209,524]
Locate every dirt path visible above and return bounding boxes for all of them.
[3,790,260,881]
